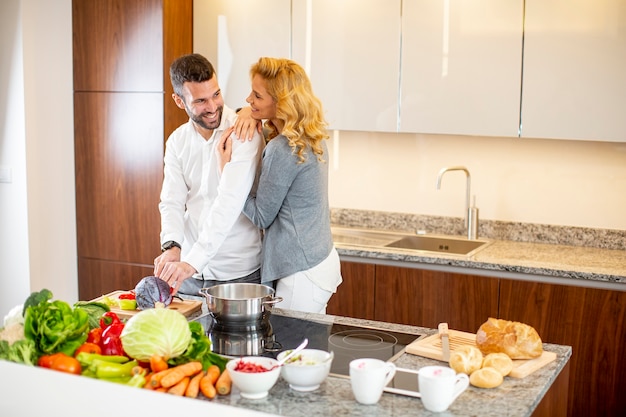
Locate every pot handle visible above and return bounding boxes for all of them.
[262,296,283,307]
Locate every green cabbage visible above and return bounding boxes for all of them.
[120,308,191,361]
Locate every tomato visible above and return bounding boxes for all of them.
[118,292,135,300]
[86,327,103,345]
[74,342,102,357]
[38,352,65,368]
[50,353,82,375]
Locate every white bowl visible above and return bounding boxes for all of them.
[276,348,334,391]
[226,356,281,399]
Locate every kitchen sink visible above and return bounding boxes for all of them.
[385,235,488,255]
[331,227,491,256]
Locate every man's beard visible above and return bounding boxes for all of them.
[187,105,223,130]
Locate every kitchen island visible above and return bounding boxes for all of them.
[203,308,571,417]
[0,308,571,417]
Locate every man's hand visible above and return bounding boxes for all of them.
[154,248,196,294]
[233,106,262,140]
[216,127,234,172]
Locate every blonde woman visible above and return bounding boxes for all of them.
[218,57,342,314]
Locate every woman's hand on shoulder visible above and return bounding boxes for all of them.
[233,106,262,140]
[216,127,234,172]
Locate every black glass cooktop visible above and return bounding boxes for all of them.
[195,312,422,377]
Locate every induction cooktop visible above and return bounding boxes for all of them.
[196,312,423,377]
[269,315,422,377]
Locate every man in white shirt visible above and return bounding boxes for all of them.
[153,53,264,296]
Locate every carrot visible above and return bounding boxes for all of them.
[215,368,232,395]
[199,373,217,399]
[185,370,204,398]
[150,354,169,373]
[131,365,146,376]
[167,376,190,396]
[155,387,168,393]
[150,368,175,388]
[205,364,221,385]
[160,361,203,388]
[143,372,155,390]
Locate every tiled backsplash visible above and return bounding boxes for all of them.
[331,208,626,251]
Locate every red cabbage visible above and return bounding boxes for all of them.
[134,276,173,310]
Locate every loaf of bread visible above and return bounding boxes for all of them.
[475,318,543,359]
[470,366,504,389]
[482,352,514,377]
[448,345,483,375]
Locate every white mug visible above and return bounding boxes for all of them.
[349,358,397,405]
[418,366,469,412]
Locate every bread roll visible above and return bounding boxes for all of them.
[482,352,514,377]
[470,367,504,389]
[448,345,483,375]
[475,318,543,359]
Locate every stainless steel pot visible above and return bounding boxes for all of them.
[199,283,283,323]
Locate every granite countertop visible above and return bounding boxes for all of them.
[335,238,626,285]
[206,309,572,417]
[330,209,626,287]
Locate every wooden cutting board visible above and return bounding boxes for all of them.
[405,329,557,378]
[92,291,202,320]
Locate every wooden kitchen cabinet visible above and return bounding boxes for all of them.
[373,265,499,332]
[400,0,523,136]
[521,0,626,142]
[327,261,376,320]
[499,279,626,417]
[332,261,499,331]
[73,0,192,300]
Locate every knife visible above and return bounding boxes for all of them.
[438,322,450,362]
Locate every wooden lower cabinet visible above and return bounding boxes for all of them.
[330,261,498,330]
[499,279,626,417]
[374,265,499,332]
[327,261,375,320]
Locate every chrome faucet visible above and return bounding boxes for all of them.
[436,166,479,240]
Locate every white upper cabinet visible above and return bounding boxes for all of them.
[522,0,626,142]
[193,0,292,107]
[400,0,524,136]
[291,0,401,132]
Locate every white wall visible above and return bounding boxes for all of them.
[0,0,76,320]
[327,132,626,230]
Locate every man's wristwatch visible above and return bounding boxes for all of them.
[161,240,181,252]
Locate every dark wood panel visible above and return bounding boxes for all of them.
[500,280,626,417]
[327,261,376,320]
[532,360,569,417]
[73,0,163,92]
[78,257,154,301]
[163,0,193,138]
[374,266,499,332]
[74,92,163,263]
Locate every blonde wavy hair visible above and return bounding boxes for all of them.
[250,57,328,163]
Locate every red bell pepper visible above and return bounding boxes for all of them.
[99,311,126,356]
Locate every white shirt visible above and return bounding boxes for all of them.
[159,106,264,280]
